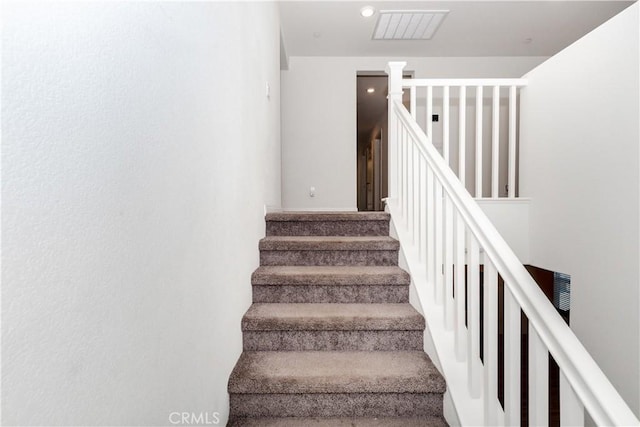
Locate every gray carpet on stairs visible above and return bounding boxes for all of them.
[228,416,447,427]
[251,266,410,303]
[265,211,390,237]
[227,212,447,426]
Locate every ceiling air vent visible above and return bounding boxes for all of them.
[373,10,449,40]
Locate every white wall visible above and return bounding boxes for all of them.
[417,95,514,198]
[2,2,280,425]
[477,199,530,263]
[281,56,547,210]
[519,3,639,416]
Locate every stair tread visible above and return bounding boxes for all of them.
[259,236,399,251]
[228,351,445,394]
[266,211,390,222]
[228,416,446,426]
[243,303,424,331]
[252,266,410,286]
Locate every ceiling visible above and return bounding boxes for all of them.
[279,1,635,57]
[282,0,635,148]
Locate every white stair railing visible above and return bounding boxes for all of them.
[404,74,527,198]
[386,61,639,426]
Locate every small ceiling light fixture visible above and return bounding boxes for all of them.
[367,87,375,93]
[360,6,376,18]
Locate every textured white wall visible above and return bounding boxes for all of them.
[281,56,547,210]
[519,3,639,416]
[2,2,280,425]
[421,98,513,198]
[477,199,530,263]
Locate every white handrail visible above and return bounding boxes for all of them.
[403,78,528,87]
[392,97,639,425]
[388,58,640,426]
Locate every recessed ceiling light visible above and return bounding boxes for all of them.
[367,88,375,93]
[360,6,376,18]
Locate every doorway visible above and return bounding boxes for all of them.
[356,73,411,211]
[356,75,388,212]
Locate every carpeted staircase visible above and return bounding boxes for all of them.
[228,212,447,426]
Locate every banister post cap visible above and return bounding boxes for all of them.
[385,61,407,74]
[386,62,406,99]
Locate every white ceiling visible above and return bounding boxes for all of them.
[279,1,635,57]
[282,0,635,146]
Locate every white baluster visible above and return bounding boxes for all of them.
[444,193,454,329]
[435,181,444,305]
[419,157,427,261]
[407,139,413,233]
[455,212,467,361]
[459,86,467,187]
[395,121,404,210]
[410,86,417,120]
[426,167,435,288]
[475,86,483,198]
[403,128,408,221]
[491,85,500,198]
[504,285,521,426]
[484,259,499,425]
[508,86,517,198]
[529,327,549,426]
[468,234,482,397]
[413,145,419,241]
[560,370,585,426]
[397,125,403,214]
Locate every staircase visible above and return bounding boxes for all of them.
[227,212,447,426]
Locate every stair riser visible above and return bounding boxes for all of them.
[243,331,423,351]
[252,285,409,303]
[260,250,398,266]
[266,221,389,237]
[229,393,443,418]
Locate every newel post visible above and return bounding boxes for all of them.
[385,61,406,204]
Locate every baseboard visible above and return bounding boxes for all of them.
[264,205,283,216]
[443,390,461,427]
